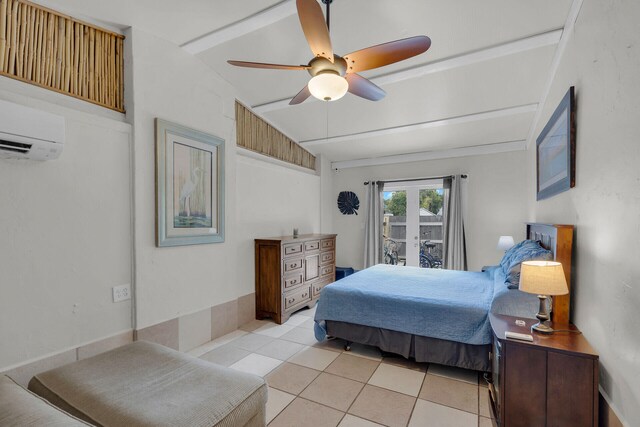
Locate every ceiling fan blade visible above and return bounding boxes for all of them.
[343,36,431,73]
[296,0,333,62]
[346,73,386,101]
[228,60,310,70]
[289,85,312,105]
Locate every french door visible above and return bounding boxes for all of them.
[383,180,444,268]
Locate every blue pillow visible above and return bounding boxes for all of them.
[499,240,536,272]
[503,241,553,288]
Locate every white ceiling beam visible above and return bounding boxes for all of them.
[253,30,561,114]
[181,0,296,54]
[374,29,562,86]
[300,104,538,147]
[525,0,584,148]
[331,140,527,170]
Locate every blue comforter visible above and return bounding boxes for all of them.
[314,264,538,345]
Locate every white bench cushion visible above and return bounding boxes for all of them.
[28,341,267,427]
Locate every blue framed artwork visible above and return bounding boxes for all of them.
[156,119,225,247]
[536,86,576,201]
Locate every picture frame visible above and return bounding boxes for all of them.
[155,119,225,247]
[536,86,576,201]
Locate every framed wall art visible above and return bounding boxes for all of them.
[156,119,225,247]
[536,86,576,201]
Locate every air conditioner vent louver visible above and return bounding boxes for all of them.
[0,139,33,154]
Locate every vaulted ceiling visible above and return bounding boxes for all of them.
[34,0,575,167]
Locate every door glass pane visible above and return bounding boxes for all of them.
[419,188,444,268]
[383,183,444,268]
[383,190,406,266]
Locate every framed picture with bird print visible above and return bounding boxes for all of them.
[155,119,225,247]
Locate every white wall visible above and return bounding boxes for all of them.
[128,27,322,329]
[319,154,334,234]
[0,23,324,369]
[0,80,133,369]
[331,150,529,272]
[235,154,321,297]
[526,1,640,424]
[128,27,237,328]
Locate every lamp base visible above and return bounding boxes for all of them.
[531,321,554,334]
[531,294,554,334]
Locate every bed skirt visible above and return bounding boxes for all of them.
[326,320,490,372]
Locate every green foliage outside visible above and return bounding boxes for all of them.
[420,189,443,215]
[384,191,406,216]
[384,189,443,216]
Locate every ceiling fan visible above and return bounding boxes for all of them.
[228,0,431,105]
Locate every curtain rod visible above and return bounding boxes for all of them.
[363,174,467,185]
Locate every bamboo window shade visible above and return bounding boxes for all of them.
[0,0,125,112]
[236,101,316,170]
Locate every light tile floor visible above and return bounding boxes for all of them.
[191,305,496,427]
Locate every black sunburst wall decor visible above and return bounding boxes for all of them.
[337,191,360,215]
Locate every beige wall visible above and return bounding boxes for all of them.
[525,1,639,424]
[331,150,529,272]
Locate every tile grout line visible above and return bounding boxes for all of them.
[342,383,374,426]
[406,366,431,427]
[269,350,378,426]
[218,321,484,425]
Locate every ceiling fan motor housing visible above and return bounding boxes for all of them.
[308,55,347,77]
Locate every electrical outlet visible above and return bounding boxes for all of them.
[112,284,131,303]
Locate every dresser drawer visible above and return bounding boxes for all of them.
[321,238,334,250]
[284,285,311,310]
[312,277,332,297]
[283,257,303,273]
[283,243,303,256]
[320,264,334,277]
[283,273,303,289]
[320,251,335,265]
[304,240,320,251]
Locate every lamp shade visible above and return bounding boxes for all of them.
[520,261,568,296]
[308,72,348,101]
[497,235,515,251]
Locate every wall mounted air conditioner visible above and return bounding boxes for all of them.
[0,99,65,160]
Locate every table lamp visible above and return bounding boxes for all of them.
[519,260,568,334]
[497,236,515,252]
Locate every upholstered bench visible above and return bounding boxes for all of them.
[0,375,91,426]
[27,341,267,427]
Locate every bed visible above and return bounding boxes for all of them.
[313,223,574,371]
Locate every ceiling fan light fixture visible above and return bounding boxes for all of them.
[308,71,348,101]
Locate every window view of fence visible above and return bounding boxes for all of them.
[383,188,444,268]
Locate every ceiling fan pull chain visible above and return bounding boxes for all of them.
[326,101,330,142]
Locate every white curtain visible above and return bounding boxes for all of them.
[443,175,467,270]
[363,181,384,268]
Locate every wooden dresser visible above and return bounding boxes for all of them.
[255,234,336,324]
[488,313,599,427]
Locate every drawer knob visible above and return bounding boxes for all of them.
[291,279,297,284]
[290,264,296,268]
[302,293,308,298]
[288,298,295,304]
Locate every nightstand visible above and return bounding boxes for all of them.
[488,313,599,427]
